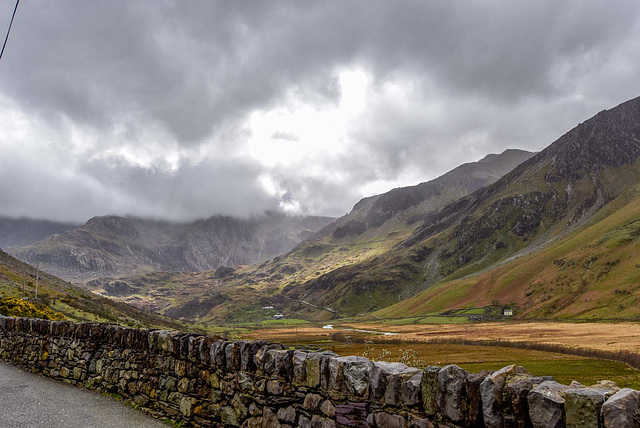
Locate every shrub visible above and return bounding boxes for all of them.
[0,297,65,320]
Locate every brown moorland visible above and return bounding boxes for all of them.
[250,321,640,353]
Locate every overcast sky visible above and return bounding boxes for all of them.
[0,1,639,222]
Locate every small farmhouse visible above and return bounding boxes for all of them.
[503,308,513,316]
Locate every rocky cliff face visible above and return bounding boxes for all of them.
[10,212,334,282]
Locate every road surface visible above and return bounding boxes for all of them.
[0,361,168,428]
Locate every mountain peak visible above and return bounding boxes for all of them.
[477,149,535,165]
[84,215,140,238]
[542,96,640,181]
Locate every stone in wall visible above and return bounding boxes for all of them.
[438,364,468,424]
[480,364,552,428]
[528,380,572,428]
[601,388,640,427]
[565,385,617,428]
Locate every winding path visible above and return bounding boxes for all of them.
[0,361,167,428]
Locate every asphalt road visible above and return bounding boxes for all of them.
[0,361,168,428]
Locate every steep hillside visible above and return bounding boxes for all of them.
[326,148,534,235]
[0,249,186,329]
[10,212,333,282]
[96,149,534,322]
[378,183,640,320]
[0,217,77,247]
[337,96,640,318]
[399,96,640,279]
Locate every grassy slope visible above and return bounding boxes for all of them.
[0,249,189,330]
[377,183,640,319]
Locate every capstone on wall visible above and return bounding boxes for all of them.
[0,316,637,427]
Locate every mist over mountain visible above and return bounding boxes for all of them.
[5,91,640,325]
[9,212,333,282]
[77,96,640,324]
[0,217,78,248]
[83,146,535,321]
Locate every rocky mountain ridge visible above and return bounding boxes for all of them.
[313,149,535,242]
[10,212,334,282]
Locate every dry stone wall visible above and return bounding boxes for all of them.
[0,315,638,427]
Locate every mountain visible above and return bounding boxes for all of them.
[399,96,640,278]
[10,212,334,282]
[0,217,78,248]
[289,96,640,318]
[378,96,640,319]
[95,148,535,322]
[0,249,186,329]
[42,96,640,324]
[321,148,535,238]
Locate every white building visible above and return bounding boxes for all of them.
[503,308,513,316]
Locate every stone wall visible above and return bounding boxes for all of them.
[0,316,638,428]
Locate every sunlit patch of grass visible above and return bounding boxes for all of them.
[416,316,469,324]
[238,318,312,327]
[50,299,106,323]
[461,359,640,390]
[377,316,470,325]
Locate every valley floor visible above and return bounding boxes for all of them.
[250,320,640,353]
[245,320,640,389]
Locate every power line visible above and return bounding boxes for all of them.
[0,0,20,62]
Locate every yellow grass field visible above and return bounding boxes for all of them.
[244,321,640,388]
[248,321,640,353]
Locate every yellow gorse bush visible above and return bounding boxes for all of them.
[0,296,65,321]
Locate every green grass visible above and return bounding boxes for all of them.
[454,308,485,315]
[415,316,469,324]
[238,318,312,327]
[461,359,640,390]
[276,332,640,389]
[377,189,640,320]
[376,317,424,325]
[378,316,470,325]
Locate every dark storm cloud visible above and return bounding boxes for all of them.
[0,0,639,221]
